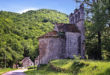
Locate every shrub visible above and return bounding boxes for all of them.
[28,66,37,70]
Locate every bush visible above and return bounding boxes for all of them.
[28,66,37,70]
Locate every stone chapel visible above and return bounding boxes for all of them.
[35,4,85,64]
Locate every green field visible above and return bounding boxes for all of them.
[0,68,16,75]
[25,59,110,75]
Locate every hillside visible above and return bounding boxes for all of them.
[0,9,69,68]
[22,9,69,23]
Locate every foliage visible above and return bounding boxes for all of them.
[28,66,37,70]
[85,20,110,60]
[76,0,110,60]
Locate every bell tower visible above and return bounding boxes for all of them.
[69,3,85,58]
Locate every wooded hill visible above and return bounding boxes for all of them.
[0,9,69,67]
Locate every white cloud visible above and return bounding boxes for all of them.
[18,8,38,14]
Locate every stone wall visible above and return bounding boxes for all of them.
[38,38,65,64]
[65,32,81,58]
[76,20,85,58]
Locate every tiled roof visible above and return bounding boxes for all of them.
[56,23,80,32]
[38,23,80,39]
[38,31,59,39]
[21,57,30,63]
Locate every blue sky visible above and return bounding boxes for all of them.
[0,0,80,14]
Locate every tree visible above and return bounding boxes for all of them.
[76,0,110,59]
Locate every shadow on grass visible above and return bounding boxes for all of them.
[71,61,86,75]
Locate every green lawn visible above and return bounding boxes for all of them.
[0,68,16,75]
[25,59,110,75]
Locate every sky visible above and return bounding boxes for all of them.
[0,0,80,14]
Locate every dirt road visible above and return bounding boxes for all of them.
[2,69,27,75]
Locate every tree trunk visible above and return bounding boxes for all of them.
[97,31,102,60]
[4,53,6,68]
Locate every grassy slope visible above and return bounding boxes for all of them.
[25,59,110,75]
[25,64,73,75]
[0,68,16,75]
[51,59,110,75]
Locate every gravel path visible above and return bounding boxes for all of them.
[2,69,27,75]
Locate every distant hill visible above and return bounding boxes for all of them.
[22,9,69,23]
[0,9,69,67]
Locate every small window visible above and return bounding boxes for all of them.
[78,12,80,21]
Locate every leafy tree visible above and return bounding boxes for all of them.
[76,0,110,59]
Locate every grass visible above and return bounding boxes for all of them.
[78,60,110,75]
[51,59,110,75]
[0,68,16,75]
[25,64,73,75]
[25,59,110,75]
[50,59,74,71]
[28,65,37,70]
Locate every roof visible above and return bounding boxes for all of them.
[38,31,59,39]
[38,23,80,39]
[55,23,80,32]
[21,57,32,63]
